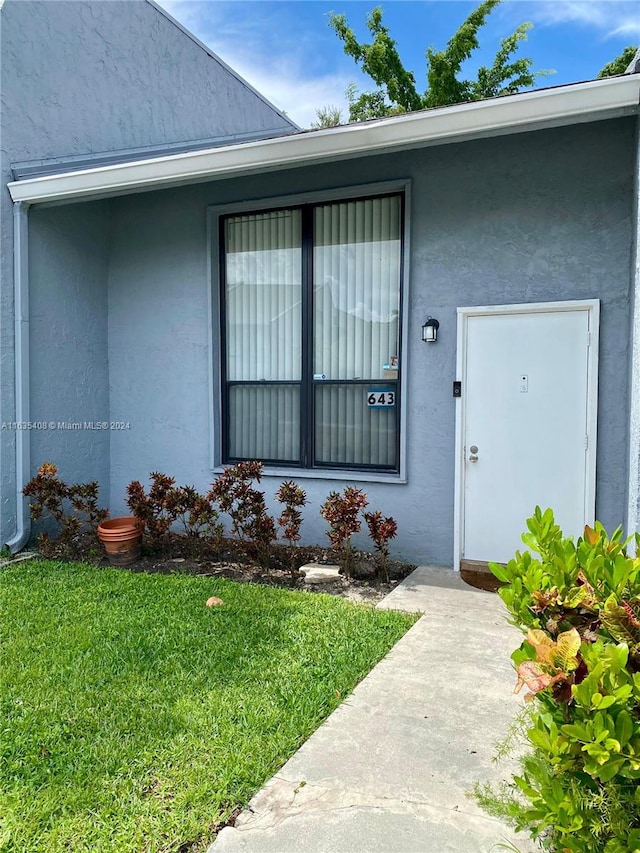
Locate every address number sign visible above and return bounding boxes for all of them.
[367,390,395,408]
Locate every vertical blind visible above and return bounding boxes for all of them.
[222,195,402,469]
[313,196,401,467]
[313,196,401,380]
[224,210,302,461]
[225,210,301,381]
[228,385,300,461]
[315,385,397,467]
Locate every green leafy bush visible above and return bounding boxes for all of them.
[479,508,640,852]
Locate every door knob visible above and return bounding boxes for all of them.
[469,445,478,462]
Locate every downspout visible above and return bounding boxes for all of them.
[4,200,31,553]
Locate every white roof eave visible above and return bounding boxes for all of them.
[9,75,640,206]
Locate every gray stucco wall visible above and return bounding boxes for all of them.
[98,118,636,563]
[0,0,294,544]
[28,202,111,506]
[1,0,292,167]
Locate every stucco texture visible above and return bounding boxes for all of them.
[28,202,111,500]
[65,117,633,563]
[0,0,294,543]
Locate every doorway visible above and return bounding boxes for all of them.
[454,300,599,570]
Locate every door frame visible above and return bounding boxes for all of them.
[453,299,600,572]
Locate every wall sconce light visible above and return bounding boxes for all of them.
[422,316,440,343]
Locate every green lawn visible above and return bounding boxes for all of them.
[0,560,416,852]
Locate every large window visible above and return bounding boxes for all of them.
[220,193,403,472]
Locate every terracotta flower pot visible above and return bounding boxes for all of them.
[97,517,143,566]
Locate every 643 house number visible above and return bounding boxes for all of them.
[367,390,395,408]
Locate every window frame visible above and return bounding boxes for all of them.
[208,180,411,483]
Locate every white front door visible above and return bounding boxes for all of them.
[456,301,598,567]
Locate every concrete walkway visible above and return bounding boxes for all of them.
[210,567,537,853]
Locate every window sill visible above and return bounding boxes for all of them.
[211,466,407,485]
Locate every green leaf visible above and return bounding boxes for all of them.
[597,757,625,782]
[561,723,590,741]
[616,710,634,746]
[528,728,553,752]
[561,586,587,609]
[521,532,540,552]
[488,560,509,582]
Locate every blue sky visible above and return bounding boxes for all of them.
[157,1,640,127]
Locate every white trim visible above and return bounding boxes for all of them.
[8,77,639,206]
[453,299,600,571]
[453,309,467,574]
[207,180,411,481]
[586,302,601,524]
[627,122,640,545]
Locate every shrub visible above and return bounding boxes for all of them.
[276,481,307,579]
[126,473,221,551]
[208,461,276,567]
[475,507,640,853]
[364,511,398,582]
[320,486,368,577]
[126,472,176,547]
[174,485,223,543]
[23,462,108,555]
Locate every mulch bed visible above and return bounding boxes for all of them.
[36,535,417,605]
[31,531,505,599]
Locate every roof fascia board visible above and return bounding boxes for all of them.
[11,126,296,180]
[9,76,639,206]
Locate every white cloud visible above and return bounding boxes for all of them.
[521,1,640,40]
[155,0,356,127]
[210,51,352,129]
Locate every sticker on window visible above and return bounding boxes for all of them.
[367,389,395,408]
